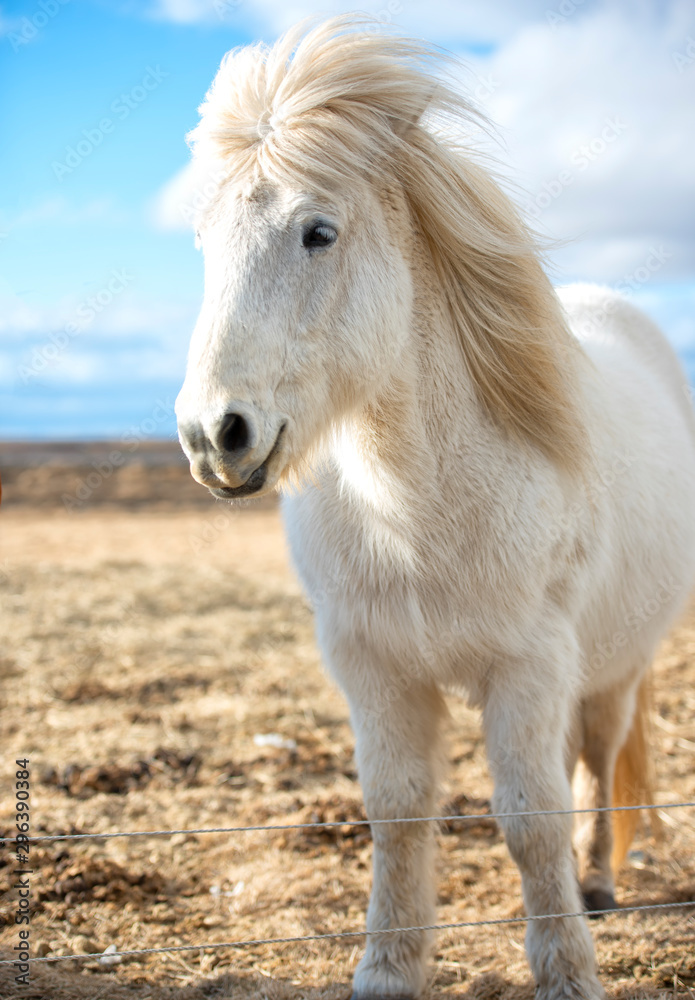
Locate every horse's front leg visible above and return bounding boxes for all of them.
[483,646,604,1000]
[341,665,446,1000]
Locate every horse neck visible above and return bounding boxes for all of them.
[330,243,492,517]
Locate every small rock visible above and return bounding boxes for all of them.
[99,944,122,966]
[253,732,297,751]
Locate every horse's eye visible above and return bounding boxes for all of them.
[302,222,337,251]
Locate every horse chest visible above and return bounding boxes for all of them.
[284,491,516,681]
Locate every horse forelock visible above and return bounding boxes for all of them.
[187,18,452,190]
[190,15,590,477]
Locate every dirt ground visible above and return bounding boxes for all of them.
[0,459,694,1000]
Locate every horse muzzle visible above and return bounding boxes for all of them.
[177,401,287,498]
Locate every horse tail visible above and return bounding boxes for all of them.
[611,674,660,872]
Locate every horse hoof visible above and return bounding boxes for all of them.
[582,887,618,917]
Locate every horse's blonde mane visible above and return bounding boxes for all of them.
[190,16,589,473]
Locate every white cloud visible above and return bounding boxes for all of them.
[0,293,194,341]
[0,197,128,231]
[0,287,195,392]
[472,3,695,280]
[149,160,226,232]
[150,1,695,283]
[146,0,563,43]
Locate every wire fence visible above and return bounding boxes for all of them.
[1,798,693,968]
[2,798,694,845]
[2,900,695,968]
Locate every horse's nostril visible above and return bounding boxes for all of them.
[220,412,251,455]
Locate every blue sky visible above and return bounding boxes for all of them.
[1,0,694,439]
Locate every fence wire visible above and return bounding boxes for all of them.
[1,800,693,969]
[1,900,693,967]
[2,799,694,846]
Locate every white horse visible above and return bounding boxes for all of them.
[176,18,695,999]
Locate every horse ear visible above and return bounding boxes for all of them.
[390,109,422,138]
[389,85,437,138]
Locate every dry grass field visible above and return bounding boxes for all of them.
[0,452,694,999]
